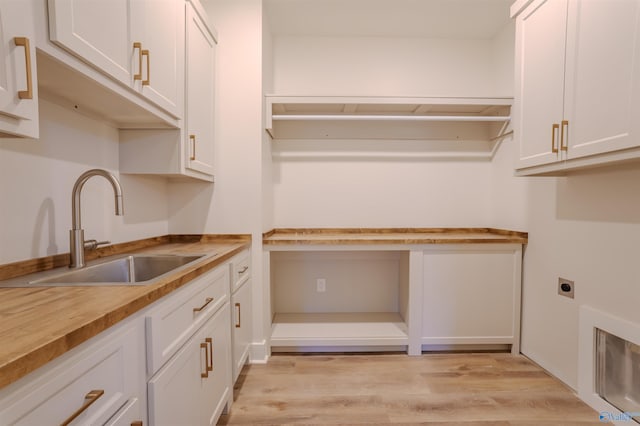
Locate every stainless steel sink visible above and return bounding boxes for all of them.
[0,254,207,287]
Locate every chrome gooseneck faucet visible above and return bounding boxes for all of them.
[69,169,124,269]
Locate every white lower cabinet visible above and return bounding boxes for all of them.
[267,244,523,355]
[421,245,522,353]
[146,262,233,426]
[148,303,231,426]
[230,250,252,383]
[146,264,230,375]
[0,317,146,426]
[105,397,143,426]
[231,278,252,383]
[0,255,242,426]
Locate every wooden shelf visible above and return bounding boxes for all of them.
[271,312,408,347]
[265,96,512,158]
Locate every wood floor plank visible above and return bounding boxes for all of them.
[218,353,606,425]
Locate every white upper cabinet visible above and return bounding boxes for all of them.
[48,0,183,118]
[48,0,132,85]
[185,0,217,176]
[563,0,640,159]
[119,0,217,182]
[514,0,567,169]
[514,0,640,175]
[131,0,184,117]
[0,0,39,138]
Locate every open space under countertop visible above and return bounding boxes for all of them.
[0,235,250,389]
[263,228,528,246]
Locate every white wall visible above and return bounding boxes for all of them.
[268,32,513,228]
[491,21,516,96]
[272,35,507,97]
[491,130,640,389]
[521,166,640,389]
[271,158,493,228]
[272,251,401,314]
[0,99,169,264]
[490,136,528,232]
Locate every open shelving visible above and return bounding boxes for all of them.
[271,312,408,348]
[265,95,513,159]
[269,250,410,352]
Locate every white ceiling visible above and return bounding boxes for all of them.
[264,0,513,39]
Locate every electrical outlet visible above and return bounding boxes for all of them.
[558,277,575,299]
[316,278,326,293]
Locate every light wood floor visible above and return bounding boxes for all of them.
[218,353,606,425]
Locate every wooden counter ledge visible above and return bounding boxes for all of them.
[0,234,250,389]
[263,228,528,245]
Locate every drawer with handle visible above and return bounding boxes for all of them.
[146,264,229,374]
[0,319,144,426]
[230,250,250,293]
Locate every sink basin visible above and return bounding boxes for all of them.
[21,254,207,286]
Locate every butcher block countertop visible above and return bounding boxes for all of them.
[263,228,528,246]
[0,235,250,389]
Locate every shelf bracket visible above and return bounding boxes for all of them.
[489,120,513,159]
[491,120,512,142]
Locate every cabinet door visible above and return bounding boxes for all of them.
[104,397,144,426]
[147,335,201,426]
[563,0,640,159]
[185,2,216,176]
[422,248,518,346]
[0,0,38,138]
[48,0,133,85]
[201,304,231,426]
[515,0,568,169]
[148,304,231,426]
[131,0,183,117]
[232,279,252,383]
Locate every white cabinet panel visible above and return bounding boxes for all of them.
[104,397,144,426]
[132,0,184,117]
[48,0,133,85]
[514,0,567,168]
[185,0,216,176]
[0,0,38,138]
[147,334,201,426]
[422,246,521,352]
[230,249,252,383]
[201,304,231,426]
[148,303,231,426]
[231,278,252,383]
[563,0,640,159]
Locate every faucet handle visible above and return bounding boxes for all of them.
[83,240,111,250]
